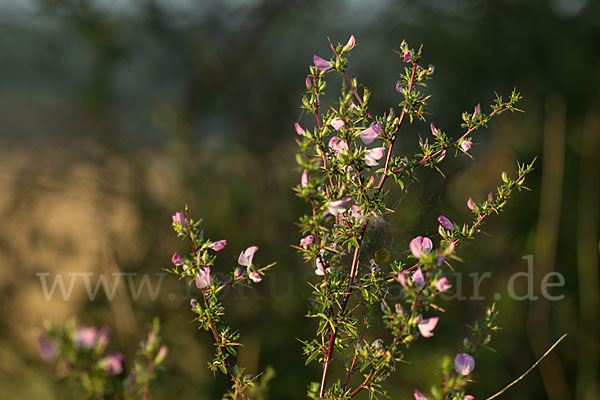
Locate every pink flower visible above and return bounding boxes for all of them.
[438,215,454,231]
[414,389,428,400]
[195,266,211,289]
[100,352,124,376]
[155,345,168,364]
[313,55,332,71]
[455,353,475,375]
[97,327,110,350]
[435,277,451,292]
[75,326,97,348]
[38,335,57,360]
[330,117,345,131]
[351,205,365,221]
[488,191,494,202]
[171,253,183,266]
[395,80,402,93]
[430,122,440,136]
[464,396,475,400]
[172,211,186,227]
[403,51,412,63]
[343,35,356,51]
[328,136,349,154]
[300,235,314,248]
[327,197,351,216]
[238,246,259,267]
[461,140,472,153]
[365,147,386,167]
[471,103,481,122]
[412,268,425,288]
[249,271,262,283]
[397,272,407,288]
[417,316,439,338]
[234,267,244,278]
[359,123,382,144]
[301,170,308,188]
[209,240,227,251]
[409,236,433,258]
[294,122,305,136]
[305,76,312,89]
[315,257,326,276]
[467,197,476,210]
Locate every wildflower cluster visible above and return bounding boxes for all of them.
[167,207,275,399]
[294,36,532,399]
[39,318,167,399]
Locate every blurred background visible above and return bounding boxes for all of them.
[0,0,598,399]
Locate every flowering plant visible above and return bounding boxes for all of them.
[40,36,541,400]
[39,318,167,399]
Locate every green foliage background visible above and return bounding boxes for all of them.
[0,1,597,399]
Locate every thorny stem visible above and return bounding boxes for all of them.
[318,62,418,398]
[201,290,248,400]
[391,103,516,176]
[349,369,375,398]
[343,318,368,389]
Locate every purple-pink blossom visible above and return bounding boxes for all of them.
[249,271,262,283]
[328,136,349,154]
[294,122,305,136]
[301,170,308,188]
[438,215,454,231]
[412,268,425,288]
[330,117,345,131]
[455,353,475,375]
[343,35,356,51]
[467,197,476,210]
[38,335,57,360]
[435,277,451,292]
[238,246,259,267]
[313,55,332,71]
[359,123,382,144]
[351,205,365,221]
[464,396,474,400]
[414,389,428,400]
[471,103,481,122]
[209,240,227,251]
[327,197,351,216]
[100,352,124,376]
[195,266,211,289]
[397,271,407,288]
[417,316,439,338]
[430,122,440,136]
[172,211,186,227]
[171,253,183,266]
[365,147,386,167]
[409,236,433,258]
[461,140,472,153]
[155,345,168,364]
[315,257,326,276]
[403,51,412,62]
[300,234,314,248]
[395,80,402,93]
[75,326,97,348]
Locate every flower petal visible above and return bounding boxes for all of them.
[438,215,454,231]
[417,317,439,338]
[238,246,259,267]
[359,123,382,144]
[313,55,332,71]
[454,353,475,375]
